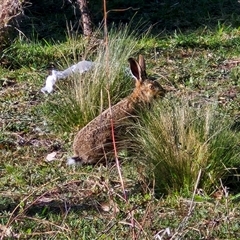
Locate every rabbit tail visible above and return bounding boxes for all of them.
[67,156,82,166]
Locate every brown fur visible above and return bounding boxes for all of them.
[68,55,165,165]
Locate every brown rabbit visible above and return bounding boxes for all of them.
[67,55,165,165]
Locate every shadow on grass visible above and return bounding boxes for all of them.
[9,0,240,42]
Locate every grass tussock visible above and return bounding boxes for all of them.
[42,25,144,134]
[134,98,240,195]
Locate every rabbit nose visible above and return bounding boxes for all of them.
[156,88,166,98]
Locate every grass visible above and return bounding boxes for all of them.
[41,24,141,134]
[0,19,240,240]
[134,98,240,195]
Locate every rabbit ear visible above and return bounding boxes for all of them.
[138,55,148,80]
[128,57,143,82]
[138,55,146,71]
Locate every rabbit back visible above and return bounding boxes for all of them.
[71,97,135,164]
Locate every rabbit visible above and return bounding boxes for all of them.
[67,55,165,165]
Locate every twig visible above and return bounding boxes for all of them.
[102,0,126,202]
[102,2,136,238]
[2,177,60,240]
[188,169,202,215]
[106,7,140,15]
[103,0,108,46]
[107,88,127,201]
[171,169,202,239]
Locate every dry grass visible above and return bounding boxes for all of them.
[134,97,240,196]
[1,3,240,237]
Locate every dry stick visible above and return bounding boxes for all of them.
[102,0,126,201]
[99,203,146,239]
[106,7,140,15]
[135,202,152,239]
[188,169,202,215]
[102,1,136,239]
[107,93,127,200]
[1,177,60,240]
[25,216,69,233]
[103,0,108,48]
[171,169,202,239]
[220,178,228,198]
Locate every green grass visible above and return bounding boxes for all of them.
[41,24,141,134]
[134,98,240,195]
[0,20,240,239]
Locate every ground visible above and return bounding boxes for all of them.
[0,1,240,239]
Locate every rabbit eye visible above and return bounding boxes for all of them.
[149,84,154,90]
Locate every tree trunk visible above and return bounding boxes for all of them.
[0,0,22,50]
[77,0,93,37]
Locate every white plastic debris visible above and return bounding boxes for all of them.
[41,73,57,94]
[41,60,94,93]
[45,151,57,162]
